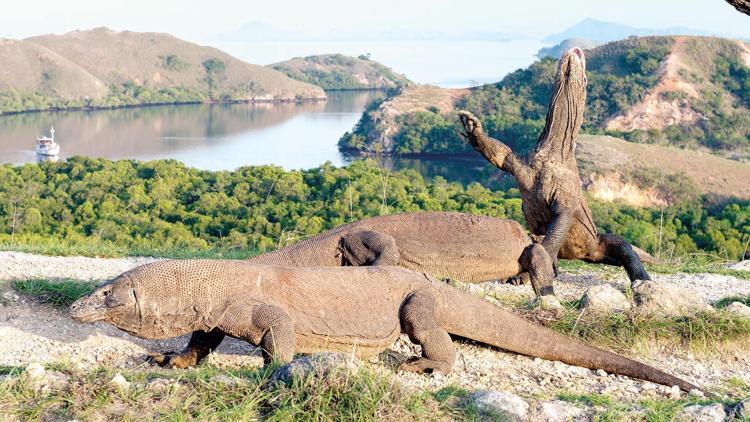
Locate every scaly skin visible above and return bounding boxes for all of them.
[458,48,651,283]
[70,260,699,391]
[247,212,533,284]
[726,0,750,15]
[151,212,557,367]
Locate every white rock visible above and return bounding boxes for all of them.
[678,403,726,422]
[22,363,68,392]
[110,373,130,390]
[728,260,750,271]
[470,390,529,421]
[210,375,239,387]
[634,281,713,316]
[669,385,681,399]
[531,295,564,311]
[580,285,632,313]
[536,400,585,422]
[724,302,750,318]
[1,291,20,305]
[146,378,173,392]
[271,353,360,384]
[24,362,46,381]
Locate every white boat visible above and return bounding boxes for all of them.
[36,126,60,156]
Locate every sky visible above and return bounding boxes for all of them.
[1,0,749,42]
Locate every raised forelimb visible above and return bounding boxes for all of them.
[457,111,534,189]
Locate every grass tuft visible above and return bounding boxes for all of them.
[12,279,96,308]
[521,307,750,354]
[0,363,470,421]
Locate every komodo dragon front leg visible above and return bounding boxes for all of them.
[149,304,295,368]
[339,229,400,266]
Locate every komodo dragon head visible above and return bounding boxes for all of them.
[70,274,145,335]
[533,47,587,163]
[726,0,750,16]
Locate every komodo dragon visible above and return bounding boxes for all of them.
[457,47,651,282]
[145,212,560,368]
[70,260,698,391]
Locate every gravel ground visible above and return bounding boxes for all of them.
[0,253,749,410]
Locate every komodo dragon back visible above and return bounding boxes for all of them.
[247,212,530,282]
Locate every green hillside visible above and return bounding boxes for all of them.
[0,28,325,114]
[271,54,411,90]
[340,36,750,158]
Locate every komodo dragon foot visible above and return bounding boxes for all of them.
[146,328,226,368]
[146,351,200,369]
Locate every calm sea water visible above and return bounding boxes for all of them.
[0,91,491,184]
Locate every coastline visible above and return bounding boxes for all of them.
[0,95,329,117]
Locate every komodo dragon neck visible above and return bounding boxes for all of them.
[531,47,587,168]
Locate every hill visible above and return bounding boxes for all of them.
[0,28,325,114]
[270,54,411,90]
[537,38,601,58]
[543,18,723,44]
[340,36,750,159]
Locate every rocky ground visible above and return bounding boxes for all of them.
[1,251,749,420]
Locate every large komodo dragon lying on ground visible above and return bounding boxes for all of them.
[70,260,698,391]
[458,47,651,283]
[142,211,561,368]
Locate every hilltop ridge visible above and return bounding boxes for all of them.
[0,28,325,114]
[341,35,750,158]
[270,54,411,90]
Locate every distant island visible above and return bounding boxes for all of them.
[537,38,601,58]
[0,28,326,115]
[270,54,411,90]
[543,18,726,44]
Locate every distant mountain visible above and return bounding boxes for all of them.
[543,18,723,44]
[537,38,601,58]
[271,54,411,90]
[217,21,522,43]
[0,28,325,114]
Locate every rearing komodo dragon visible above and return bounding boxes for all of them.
[458,48,651,282]
[70,260,698,391]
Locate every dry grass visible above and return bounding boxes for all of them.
[577,134,750,200]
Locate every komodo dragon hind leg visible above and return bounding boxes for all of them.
[220,304,296,365]
[147,328,226,368]
[518,244,556,297]
[586,234,651,282]
[398,290,456,374]
[340,230,399,266]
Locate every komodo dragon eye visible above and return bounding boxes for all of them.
[104,283,133,308]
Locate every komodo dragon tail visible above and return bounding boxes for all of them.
[437,287,699,391]
[631,245,661,265]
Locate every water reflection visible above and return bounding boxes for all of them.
[1,90,506,188]
[0,91,383,170]
[36,153,60,163]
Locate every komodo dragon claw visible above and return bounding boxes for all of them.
[146,351,197,369]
